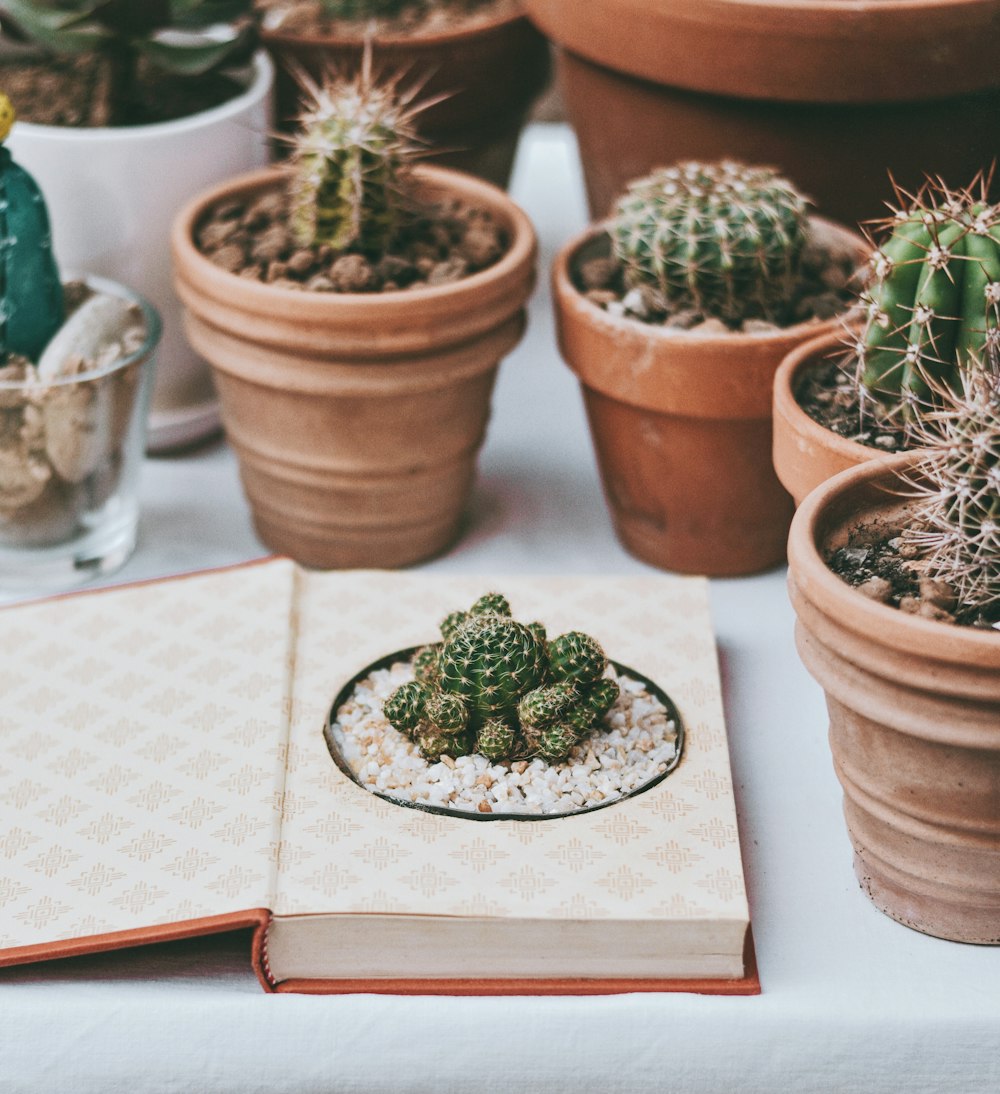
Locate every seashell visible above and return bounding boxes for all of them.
[37,293,138,382]
[0,439,51,512]
[42,375,111,484]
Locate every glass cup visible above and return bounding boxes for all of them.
[0,276,160,595]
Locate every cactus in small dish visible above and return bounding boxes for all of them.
[856,173,1000,423]
[287,55,422,254]
[0,94,64,362]
[610,160,810,325]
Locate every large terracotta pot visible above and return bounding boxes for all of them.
[261,9,551,190]
[773,331,889,506]
[171,165,536,569]
[523,0,1000,223]
[788,457,1000,943]
[552,218,862,576]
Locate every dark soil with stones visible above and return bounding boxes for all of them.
[576,230,862,334]
[795,354,909,452]
[827,530,998,629]
[1,55,245,127]
[258,0,517,37]
[195,185,507,292]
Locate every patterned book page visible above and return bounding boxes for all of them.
[274,573,748,933]
[0,560,297,956]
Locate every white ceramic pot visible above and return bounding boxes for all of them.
[8,52,274,452]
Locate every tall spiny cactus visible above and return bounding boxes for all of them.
[857,173,1000,423]
[382,593,621,763]
[610,160,810,325]
[287,53,422,254]
[0,94,64,363]
[901,366,1000,621]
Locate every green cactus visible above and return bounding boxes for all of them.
[287,59,421,254]
[383,680,428,737]
[587,677,621,719]
[416,727,467,763]
[423,689,468,734]
[548,631,607,687]
[611,160,810,325]
[534,723,579,764]
[318,0,411,16]
[469,592,511,617]
[475,717,517,762]
[518,683,577,731]
[440,610,468,641]
[857,174,1000,422]
[901,367,1000,621]
[0,97,63,363]
[412,644,440,685]
[527,621,547,645]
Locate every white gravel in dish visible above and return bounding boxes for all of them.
[329,660,680,816]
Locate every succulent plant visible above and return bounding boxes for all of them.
[287,56,422,254]
[610,160,810,325]
[315,0,489,16]
[857,174,1000,424]
[0,95,64,363]
[901,366,1000,622]
[0,1,257,126]
[383,594,622,765]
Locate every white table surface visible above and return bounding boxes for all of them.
[2,125,999,1094]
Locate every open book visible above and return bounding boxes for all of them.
[0,561,755,994]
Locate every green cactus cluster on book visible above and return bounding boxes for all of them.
[0,93,64,364]
[382,593,621,764]
[610,160,810,326]
[856,173,1000,424]
[287,55,422,254]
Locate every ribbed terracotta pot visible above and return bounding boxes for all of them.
[552,219,862,576]
[788,456,1000,943]
[261,9,550,189]
[172,165,536,569]
[523,0,1000,223]
[773,330,891,507]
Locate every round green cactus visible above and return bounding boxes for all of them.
[611,160,810,325]
[518,683,577,731]
[440,609,468,641]
[0,95,64,363]
[475,717,517,762]
[383,680,428,737]
[587,678,621,719]
[423,689,469,735]
[469,592,511,617]
[857,174,1000,421]
[547,632,607,687]
[416,728,467,763]
[412,644,441,685]
[534,723,579,764]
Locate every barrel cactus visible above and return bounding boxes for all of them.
[611,160,810,325]
[382,593,622,764]
[287,58,421,254]
[857,173,1000,422]
[0,95,64,363]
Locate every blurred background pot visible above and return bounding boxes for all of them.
[8,52,273,453]
[522,0,1000,224]
[172,164,536,569]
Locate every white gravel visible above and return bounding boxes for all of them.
[328,660,680,817]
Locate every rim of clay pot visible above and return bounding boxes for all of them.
[172,162,537,325]
[261,5,527,49]
[788,455,1000,668]
[522,0,1000,103]
[552,219,863,418]
[323,646,686,823]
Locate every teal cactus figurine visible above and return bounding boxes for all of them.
[857,174,1000,421]
[288,56,422,254]
[382,593,620,765]
[0,95,64,363]
[611,160,810,325]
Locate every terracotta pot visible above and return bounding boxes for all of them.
[552,218,863,576]
[523,0,1000,223]
[788,457,1000,943]
[171,165,536,569]
[261,10,551,190]
[772,330,894,507]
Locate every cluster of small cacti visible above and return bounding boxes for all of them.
[610,160,810,325]
[0,94,64,363]
[383,593,621,763]
[287,56,421,254]
[901,367,1000,621]
[856,174,1000,424]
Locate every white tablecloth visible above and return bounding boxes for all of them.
[2,126,999,1094]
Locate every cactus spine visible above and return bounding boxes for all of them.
[858,174,1000,421]
[0,96,63,363]
[611,160,810,325]
[383,594,622,764]
[288,55,421,254]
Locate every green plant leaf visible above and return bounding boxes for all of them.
[136,24,253,76]
[0,0,109,52]
[168,0,255,29]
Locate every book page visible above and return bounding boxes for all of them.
[0,559,297,959]
[274,572,748,937]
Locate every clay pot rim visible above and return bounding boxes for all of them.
[171,163,536,312]
[554,219,857,351]
[788,454,1000,662]
[260,6,528,49]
